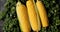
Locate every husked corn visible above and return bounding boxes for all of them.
[16,2,31,32]
[36,1,49,27]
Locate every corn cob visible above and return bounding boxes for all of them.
[16,2,31,32]
[26,0,40,31]
[36,0,49,27]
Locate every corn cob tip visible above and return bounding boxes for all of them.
[16,1,21,6]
